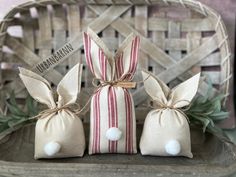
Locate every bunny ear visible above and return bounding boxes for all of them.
[169,73,201,108]
[83,28,112,81]
[57,63,83,107]
[115,34,140,80]
[142,71,169,104]
[19,67,56,108]
[19,67,51,87]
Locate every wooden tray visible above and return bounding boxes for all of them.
[0,0,235,176]
[0,124,236,177]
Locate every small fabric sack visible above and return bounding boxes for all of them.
[140,71,200,158]
[19,64,85,159]
[83,28,140,154]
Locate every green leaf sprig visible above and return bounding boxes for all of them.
[0,91,38,135]
[0,82,233,145]
[185,80,231,143]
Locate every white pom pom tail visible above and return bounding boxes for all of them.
[44,141,61,156]
[106,127,122,141]
[165,139,181,156]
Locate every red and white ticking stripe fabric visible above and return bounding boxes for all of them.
[83,29,140,154]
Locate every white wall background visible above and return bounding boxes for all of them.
[0,0,29,20]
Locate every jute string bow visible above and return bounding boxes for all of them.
[30,102,88,120]
[30,89,90,120]
[148,98,192,123]
[92,69,153,89]
[31,74,151,120]
[31,79,136,120]
[92,76,137,89]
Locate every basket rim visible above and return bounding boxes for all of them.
[0,0,232,106]
[0,1,234,173]
[0,155,236,176]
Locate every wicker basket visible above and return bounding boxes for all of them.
[0,0,235,176]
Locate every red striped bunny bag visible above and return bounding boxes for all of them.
[83,28,140,154]
[140,71,200,158]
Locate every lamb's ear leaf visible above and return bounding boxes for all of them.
[19,68,55,108]
[141,71,169,104]
[57,63,83,106]
[26,94,38,116]
[7,91,26,116]
[170,73,201,108]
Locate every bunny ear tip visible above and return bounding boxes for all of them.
[71,63,82,72]
[18,67,26,73]
[141,70,149,76]
[141,70,154,81]
[135,35,140,41]
[194,72,201,80]
[141,71,148,79]
[87,27,95,35]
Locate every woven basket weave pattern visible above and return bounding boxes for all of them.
[0,1,235,177]
[0,0,232,123]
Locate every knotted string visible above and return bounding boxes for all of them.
[30,102,84,120]
[29,94,93,120]
[148,98,192,123]
[30,73,151,120]
[92,77,136,89]
[92,72,151,89]
[30,76,135,120]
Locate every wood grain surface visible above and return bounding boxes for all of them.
[0,124,236,177]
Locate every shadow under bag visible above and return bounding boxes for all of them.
[19,64,85,159]
[83,28,140,154]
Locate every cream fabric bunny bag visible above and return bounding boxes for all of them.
[140,71,200,158]
[19,64,85,159]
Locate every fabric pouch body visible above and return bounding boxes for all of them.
[19,64,85,159]
[83,28,140,154]
[139,71,200,158]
